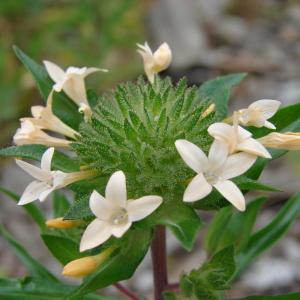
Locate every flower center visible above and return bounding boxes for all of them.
[110,208,128,225]
[204,171,220,185]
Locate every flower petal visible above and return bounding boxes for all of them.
[16,159,51,182]
[175,139,208,173]
[208,122,233,141]
[18,181,52,205]
[208,140,228,171]
[62,77,87,104]
[41,147,55,172]
[183,173,212,202]
[249,99,281,119]
[220,153,257,180]
[105,171,127,208]
[43,61,65,84]
[264,120,276,130]
[127,196,163,222]
[214,180,245,211]
[80,219,112,252]
[238,138,271,158]
[89,190,116,220]
[111,221,132,238]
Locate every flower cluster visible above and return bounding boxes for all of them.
[12,42,299,278]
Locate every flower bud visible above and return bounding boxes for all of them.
[62,247,114,278]
[259,132,300,150]
[201,103,215,119]
[46,217,85,229]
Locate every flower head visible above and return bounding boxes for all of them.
[43,60,107,121]
[238,99,281,129]
[208,113,271,158]
[80,171,163,252]
[259,132,300,150]
[21,91,78,139]
[14,120,71,148]
[137,42,172,83]
[175,139,257,211]
[16,147,96,205]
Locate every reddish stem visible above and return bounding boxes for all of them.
[151,226,168,300]
[113,283,140,300]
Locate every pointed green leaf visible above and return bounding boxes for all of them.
[52,192,70,218]
[230,293,300,300]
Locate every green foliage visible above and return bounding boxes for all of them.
[0,277,113,300]
[231,294,300,300]
[179,246,235,300]
[52,191,70,218]
[198,73,247,118]
[0,226,58,283]
[235,192,300,276]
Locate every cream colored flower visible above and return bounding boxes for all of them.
[80,171,162,251]
[259,132,300,150]
[238,99,281,129]
[208,113,271,158]
[137,42,172,83]
[46,217,85,229]
[16,147,96,205]
[21,91,78,139]
[43,60,107,121]
[175,139,257,211]
[14,120,71,148]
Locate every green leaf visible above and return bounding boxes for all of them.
[0,226,58,283]
[13,46,82,129]
[41,234,83,265]
[65,229,152,299]
[231,293,300,300]
[198,73,247,118]
[180,246,235,300]
[0,145,79,172]
[52,191,70,218]
[0,186,46,231]
[236,192,300,276]
[233,176,281,192]
[0,277,114,300]
[147,200,203,251]
[205,197,266,255]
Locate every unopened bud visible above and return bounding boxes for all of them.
[201,104,216,119]
[62,247,114,278]
[259,132,300,150]
[46,217,85,229]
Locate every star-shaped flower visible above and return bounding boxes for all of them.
[80,171,163,252]
[137,42,172,83]
[237,99,281,129]
[16,147,96,205]
[175,139,257,211]
[43,60,107,121]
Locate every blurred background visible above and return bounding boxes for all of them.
[1,0,300,298]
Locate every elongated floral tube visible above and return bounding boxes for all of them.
[259,132,300,150]
[46,217,85,229]
[201,103,215,119]
[62,247,115,278]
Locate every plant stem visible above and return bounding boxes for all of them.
[151,225,168,300]
[113,283,140,300]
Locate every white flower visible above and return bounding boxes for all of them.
[14,120,71,148]
[175,139,257,211]
[137,42,172,83]
[208,114,271,158]
[43,60,107,121]
[16,147,96,205]
[21,91,78,139]
[259,132,300,151]
[80,171,163,252]
[238,99,281,129]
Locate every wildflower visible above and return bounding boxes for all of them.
[80,171,162,251]
[46,217,85,229]
[237,99,281,129]
[137,42,172,83]
[43,60,107,121]
[21,91,78,139]
[14,120,71,148]
[208,112,271,158]
[175,139,257,211]
[62,247,114,278]
[16,147,96,205]
[259,132,300,150]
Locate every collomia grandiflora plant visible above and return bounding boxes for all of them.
[1,43,300,300]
